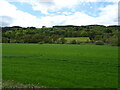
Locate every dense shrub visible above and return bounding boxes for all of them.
[95,41,104,45]
[2,25,119,46]
[38,41,44,44]
[84,39,90,43]
[70,40,77,44]
[90,40,95,43]
[104,35,118,46]
[2,37,10,43]
[110,37,118,46]
[76,41,81,44]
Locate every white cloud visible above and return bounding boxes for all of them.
[0,0,43,27]
[0,0,118,27]
[30,0,80,14]
[41,4,118,26]
[96,4,118,25]
[61,12,96,25]
[6,0,119,15]
[34,3,118,27]
[38,3,118,26]
[6,0,119,3]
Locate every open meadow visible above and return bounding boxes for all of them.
[2,44,118,88]
[65,37,90,43]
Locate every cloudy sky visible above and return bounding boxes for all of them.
[0,0,119,28]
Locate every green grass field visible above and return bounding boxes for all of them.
[2,44,118,88]
[65,37,90,43]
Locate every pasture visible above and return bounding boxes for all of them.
[65,37,90,43]
[2,44,118,88]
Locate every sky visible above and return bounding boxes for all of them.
[0,0,119,28]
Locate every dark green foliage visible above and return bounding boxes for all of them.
[70,40,77,44]
[59,38,67,44]
[2,25,120,46]
[95,41,104,45]
[88,29,96,40]
[38,41,44,44]
[94,35,103,41]
[80,31,89,37]
[2,37,10,43]
[104,29,112,33]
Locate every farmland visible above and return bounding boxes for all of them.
[2,44,118,88]
[65,37,90,43]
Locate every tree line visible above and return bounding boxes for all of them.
[2,25,120,46]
